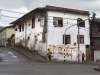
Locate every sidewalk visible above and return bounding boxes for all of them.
[10,47,100,65]
[10,47,49,63]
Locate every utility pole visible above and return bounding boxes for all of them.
[78,24,80,63]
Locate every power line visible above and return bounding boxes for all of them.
[0,9,26,14]
[1,15,19,18]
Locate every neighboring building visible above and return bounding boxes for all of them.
[0,26,15,47]
[11,5,90,62]
[90,19,100,62]
[0,31,2,46]
[10,34,15,46]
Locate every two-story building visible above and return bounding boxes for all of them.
[11,5,90,62]
[0,26,15,47]
[90,19,100,62]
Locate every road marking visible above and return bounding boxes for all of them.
[3,59,26,61]
[8,52,17,59]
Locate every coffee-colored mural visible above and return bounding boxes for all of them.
[49,45,83,60]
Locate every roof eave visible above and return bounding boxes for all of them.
[10,7,46,24]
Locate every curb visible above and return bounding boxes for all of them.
[10,47,48,63]
[9,47,100,64]
[94,68,100,72]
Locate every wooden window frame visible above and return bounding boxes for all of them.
[53,17,63,27]
[77,35,84,44]
[95,38,100,45]
[63,35,70,44]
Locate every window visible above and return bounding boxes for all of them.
[19,25,21,32]
[32,17,35,28]
[95,38,100,45]
[40,17,44,27]
[53,17,63,27]
[63,35,70,44]
[77,35,84,44]
[42,33,45,42]
[90,42,94,46]
[15,28,17,31]
[93,25,100,33]
[77,18,85,27]
[22,24,24,31]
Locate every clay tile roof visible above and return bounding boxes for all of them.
[46,5,89,15]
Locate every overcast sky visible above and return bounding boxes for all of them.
[0,0,100,26]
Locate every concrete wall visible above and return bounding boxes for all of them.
[94,50,100,62]
[47,11,90,62]
[6,28,15,38]
[0,28,14,46]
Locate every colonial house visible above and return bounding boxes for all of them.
[0,26,15,47]
[11,5,90,62]
[90,19,100,62]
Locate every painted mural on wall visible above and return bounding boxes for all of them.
[49,45,83,61]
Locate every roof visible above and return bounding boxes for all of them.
[0,25,14,32]
[11,5,89,24]
[46,5,89,15]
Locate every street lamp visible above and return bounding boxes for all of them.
[64,19,88,63]
[64,24,77,62]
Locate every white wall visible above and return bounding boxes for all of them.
[94,50,100,62]
[47,11,90,61]
[15,14,46,54]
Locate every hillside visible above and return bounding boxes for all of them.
[0,26,4,30]
[0,22,8,30]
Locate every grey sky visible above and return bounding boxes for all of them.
[0,0,100,26]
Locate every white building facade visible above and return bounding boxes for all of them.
[11,5,90,62]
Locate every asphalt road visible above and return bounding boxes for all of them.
[0,47,32,63]
[0,47,99,75]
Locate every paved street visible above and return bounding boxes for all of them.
[0,47,32,63]
[0,47,99,75]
